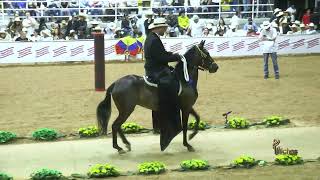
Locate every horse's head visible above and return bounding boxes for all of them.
[189,40,219,73]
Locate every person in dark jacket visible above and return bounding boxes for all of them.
[144,17,182,150]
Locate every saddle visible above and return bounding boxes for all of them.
[143,76,182,96]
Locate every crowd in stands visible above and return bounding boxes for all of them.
[0,1,318,42]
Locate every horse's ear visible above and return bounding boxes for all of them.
[199,40,206,48]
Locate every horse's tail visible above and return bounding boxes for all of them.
[97,83,115,135]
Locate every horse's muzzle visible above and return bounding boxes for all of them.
[209,63,219,73]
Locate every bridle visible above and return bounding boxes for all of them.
[194,45,213,71]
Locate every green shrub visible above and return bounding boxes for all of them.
[233,155,256,168]
[87,164,120,178]
[263,115,283,127]
[180,159,209,170]
[0,131,17,143]
[32,128,58,141]
[0,172,13,180]
[30,168,63,180]
[188,119,209,130]
[227,117,250,129]
[138,161,166,175]
[275,154,303,165]
[121,122,143,134]
[78,126,99,138]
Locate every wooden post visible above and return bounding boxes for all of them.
[93,32,105,91]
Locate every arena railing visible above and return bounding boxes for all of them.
[0,0,273,24]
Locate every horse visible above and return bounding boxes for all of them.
[96,40,219,154]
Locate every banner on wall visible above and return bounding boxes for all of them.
[0,34,319,64]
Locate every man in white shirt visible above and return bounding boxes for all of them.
[230,11,240,29]
[22,12,38,37]
[286,5,296,21]
[259,21,279,79]
[187,15,204,37]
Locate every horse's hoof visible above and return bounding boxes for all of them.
[188,146,195,152]
[125,144,131,152]
[118,149,126,154]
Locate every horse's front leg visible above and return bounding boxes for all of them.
[189,108,200,140]
[182,110,195,152]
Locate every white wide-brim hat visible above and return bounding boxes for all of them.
[309,23,315,27]
[148,18,168,30]
[260,21,271,30]
[300,24,305,28]
[273,8,281,14]
[276,11,284,17]
[93,26,102,31]
[290,24,297,28]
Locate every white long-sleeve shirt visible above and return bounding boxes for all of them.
[259,28,278,53]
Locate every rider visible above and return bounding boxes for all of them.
[144,17,182,150]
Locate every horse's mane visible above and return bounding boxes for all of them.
[174,46,197,82]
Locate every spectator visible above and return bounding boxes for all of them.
[27,1,37,16]
[69,0,79,16]
[40,29,53,41]
[166,11,179,37]
[287,24,299,34]
[66,30,78,40]
[178,10,189,35]
[0,28,11,41]
[86,20,99,38]
[89,0,104,15]
[66,15,78,37]
[9,17,23,38]
[286,5,296,21]
[278,12,290,34]
[214,18,228,36]
[60,0,70,16]
[60,20,68,37]
[243,17,258,32]
[104,22,116,39]
[300,24,307,34]
[226,25,241,37]
[270,8,281,22]
[121,14,132,36]
[144,11,154,35]
[187,15,204,37]
[77,13,88,34]
[302,9,311,25]
[22,12,39,37]
[15,28,30,42]
[246,25,258,36]
[136,14,145,35]
[242,0,251,18]
[306,23,317,34]
[30,31,41,42]
[47,0,61,16]
[230,11,240,29]
[202,27,213,37]
[171,0,183,13]
[37,17,48,34]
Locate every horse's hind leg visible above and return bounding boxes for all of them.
[112,109,133,154]
[189,108,200,140]
[118,127,131,152]
[182,110,195,152]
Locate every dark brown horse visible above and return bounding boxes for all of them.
[97,41,218,154]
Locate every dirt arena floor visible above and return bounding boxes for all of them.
[0,55,320,137]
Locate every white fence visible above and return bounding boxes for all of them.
[0,34,319,64]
